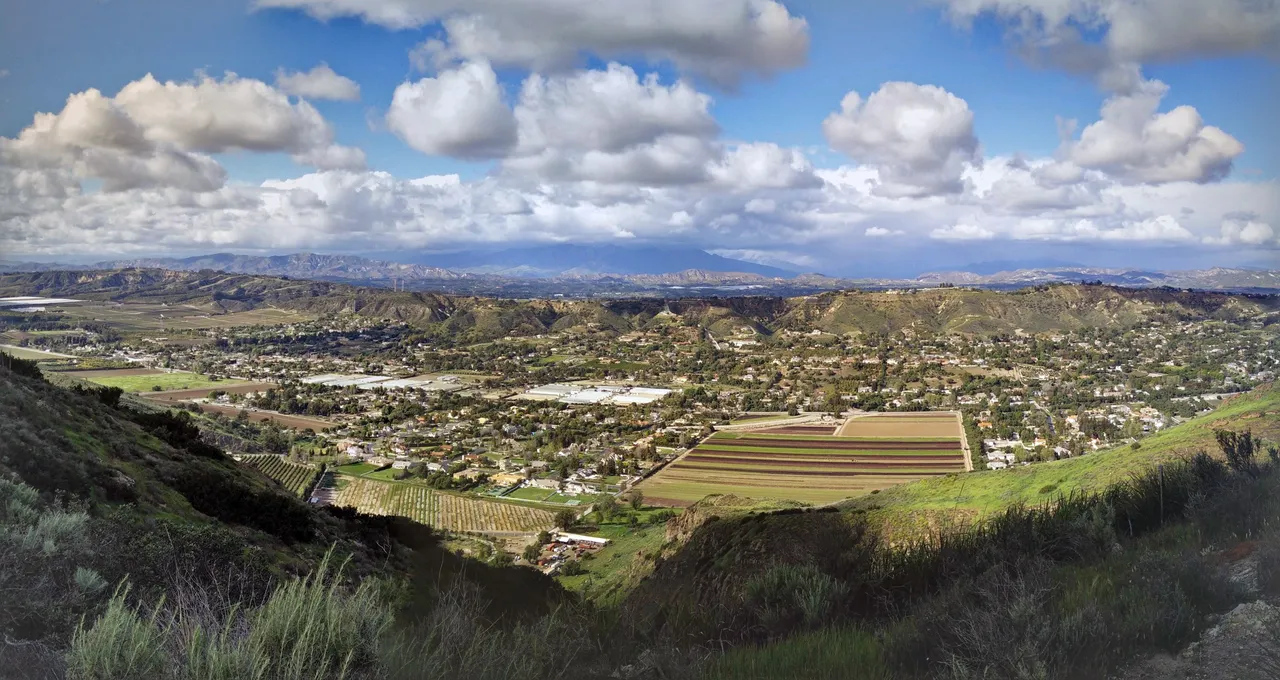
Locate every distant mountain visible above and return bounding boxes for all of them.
[95,253,463,281]
[914,267,1280,291]
[410,244,797,278]
[953,259,1086,276]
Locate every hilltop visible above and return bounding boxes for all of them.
[2,269,1275,342]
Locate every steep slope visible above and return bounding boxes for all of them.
[0,359,569,652]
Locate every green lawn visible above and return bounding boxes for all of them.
[508,486,555,502]
[363,468,402,481]
[839,385,1280,536]
[332,463,379,476]
[85,372,244,393]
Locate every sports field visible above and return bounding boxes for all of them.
[638,411,968,505]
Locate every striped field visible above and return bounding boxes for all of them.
[334,476,554,533]
[638,411,968,506]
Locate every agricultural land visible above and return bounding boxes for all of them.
[638,412,967,505]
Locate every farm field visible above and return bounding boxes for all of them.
[187,403,336,431]
[84,371,245,393]
[638,411,968,506]
[56,367,161,378]
[334,476,554,533]
[0,344,75,360]
[238,455,319,498]
[837,412,964,438]
[838,385,1280,538]
[57,303,315,334]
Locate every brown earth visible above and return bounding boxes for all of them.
[670,462,959,476]
[708,438,961,450]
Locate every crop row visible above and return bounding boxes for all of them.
[334,477,553,533]
[240,455,320,498]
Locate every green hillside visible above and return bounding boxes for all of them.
[0,358,569,675]
[839,384,1280,537]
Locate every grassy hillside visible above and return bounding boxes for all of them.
[839,384,1280,537]
[0,358,570,675]
[2,270,1274,342]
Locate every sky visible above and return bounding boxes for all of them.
[1,0,1278,277]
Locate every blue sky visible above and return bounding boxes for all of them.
[1,0,1277,275]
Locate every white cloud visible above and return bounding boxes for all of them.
[936,0,1280,78]
[386,61,517,159]
[256,0,809,86]
[112,73,364,169]
[0,88,227,192]
[823,82,980,197]
[0,71,365,193]
[864,227,904,237]
[274,63,361,101]
[513,64,717,156]
[1205,217,1278,246]
[931,223,995,240]
[1063,77,1244,184]
[708,142,822,191]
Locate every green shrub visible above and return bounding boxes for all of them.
[744,564,849,632]
[66,586,168,680]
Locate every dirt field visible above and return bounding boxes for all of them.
[58,368,162,378]
[177,402,336,431]
[837,413,964,438]
[754,425,838,435]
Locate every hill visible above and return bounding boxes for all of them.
[0,358,568,675]
[2,270,1275,343]
[839,384,1280,537]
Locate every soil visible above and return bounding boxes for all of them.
[705,438,962,450]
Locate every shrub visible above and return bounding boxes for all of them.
[744,564,849,633]
[1216,429,1261,478]
[65,586,168,680]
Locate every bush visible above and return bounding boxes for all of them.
[744,563,849,633]
[65,586,168,680]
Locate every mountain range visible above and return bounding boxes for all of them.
[1,246,1277,294]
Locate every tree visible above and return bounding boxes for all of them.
[554,509,577,530]
[596,495,619,522]
[522,543,541,563]
[628,490,644,510]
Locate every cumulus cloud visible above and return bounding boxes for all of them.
[865,227,904,237]
[823,82,980,197]
[257,0,809,86]
[1205,216,1278,246]
[112,73,365,168]
[1062,77,1244,184]
[0,88,227,192]
[0,72,365,193]
[936,0,1280,79]
[274,63,361,101]
[386,61,517,159]
[708,142,822,191]
[931,223,995,240]
[501,63,720,183]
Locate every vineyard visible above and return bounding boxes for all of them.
[239,455,320,498]
[334,477,554,533]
